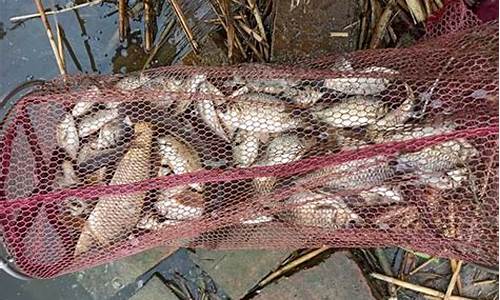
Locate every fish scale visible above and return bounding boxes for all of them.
[74,122,153,255]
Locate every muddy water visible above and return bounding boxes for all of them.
[0,0,216,96]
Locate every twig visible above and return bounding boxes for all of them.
[237,20,265,43]
[246,0,266,41]
[472,279,497,286]
[119,0,129,42]
[56,23,66,71]
[58,25,83,72]
[33,0,66,75]
[144,0,153,51]
[168,0,199,53]
[234,20,264,61]
[387,25,398,43]
[358,0,368,49]
[409,257,436,276]
[444,260,463,300]
[370,273,474,300]
[423,0,432,16]
[405,0,426,23]
[450,259,463,296]
[330,32,349,38]
[369,0,396,49]
[374,248,397,297]
[10,0,103,22]
[257,247,330,288]
[142,19,176,70]
[73,10,97,72]
[211,0,237,61]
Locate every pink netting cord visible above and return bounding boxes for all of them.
[0,3,498,278]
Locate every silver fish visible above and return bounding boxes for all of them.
[330,56,354,72]
[54,160,79,189]
[397,139,479,173]
[312,96,387,128]
[335,131,369,151]
[72,102,95,118]
[233,130,260,167]
[95,116,133,150]
[298,156,395,192]
[174,74,207,115]
[137,214,180,230]
[78,108,120,138]
[253,135,307,193]
[369,83,416,131]
[158,135,203,192]
[155,190,204,220]
[116,74,151,90]
[324,66,398,95]
[196,82,229,141]
[286,88,325,108]
[358,185,403,204]
[75,122,152,255]
[219,97,302,133]
[57,113,79,160]
[155,165,202,219]
[230,78,298,97]
[286,191,360,228]
[241,215,275,224]
[370,122,457,144]
[417,168,468,190]
[104,102,121,109]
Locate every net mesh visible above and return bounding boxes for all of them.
[0,2,498,279]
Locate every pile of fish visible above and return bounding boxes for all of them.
[54,62,479,255]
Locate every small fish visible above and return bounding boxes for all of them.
[417,168,468,190]
[155,190,204,220]
[368,83,416,131]
[312,96,387,128]
[358,185,403,204]
[196,82,229,141]
[75,122,153,255]
[397,139,479,173]
[298,156,395,192]
[137,214,180,230]
[84,166,108,185]
[330,56,354,71]
[284,88,325,108]
[155,165,204,219]
[324,66,398,95]
[219,96,302,133]
[149,78,185,107]
[241,215,274,224]
[230,78,298,97]
[370,122,457,144]
[174,74,207,115]
[72,102,95,118]
[104,102,121,109]
[233,130,260,167]
[116,74,151,90]
[66,197,91,217]
[78,108,120,138]
[253,135,307,193]
[285,191,360,228]
[158,135,203,192]
[54,160,79,188]
[57,113,79,160]
[95,116,133,150]
[336,133,369,150]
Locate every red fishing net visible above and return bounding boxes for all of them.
[0,2,498,279]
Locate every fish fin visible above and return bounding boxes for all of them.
[74,225,99,256]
